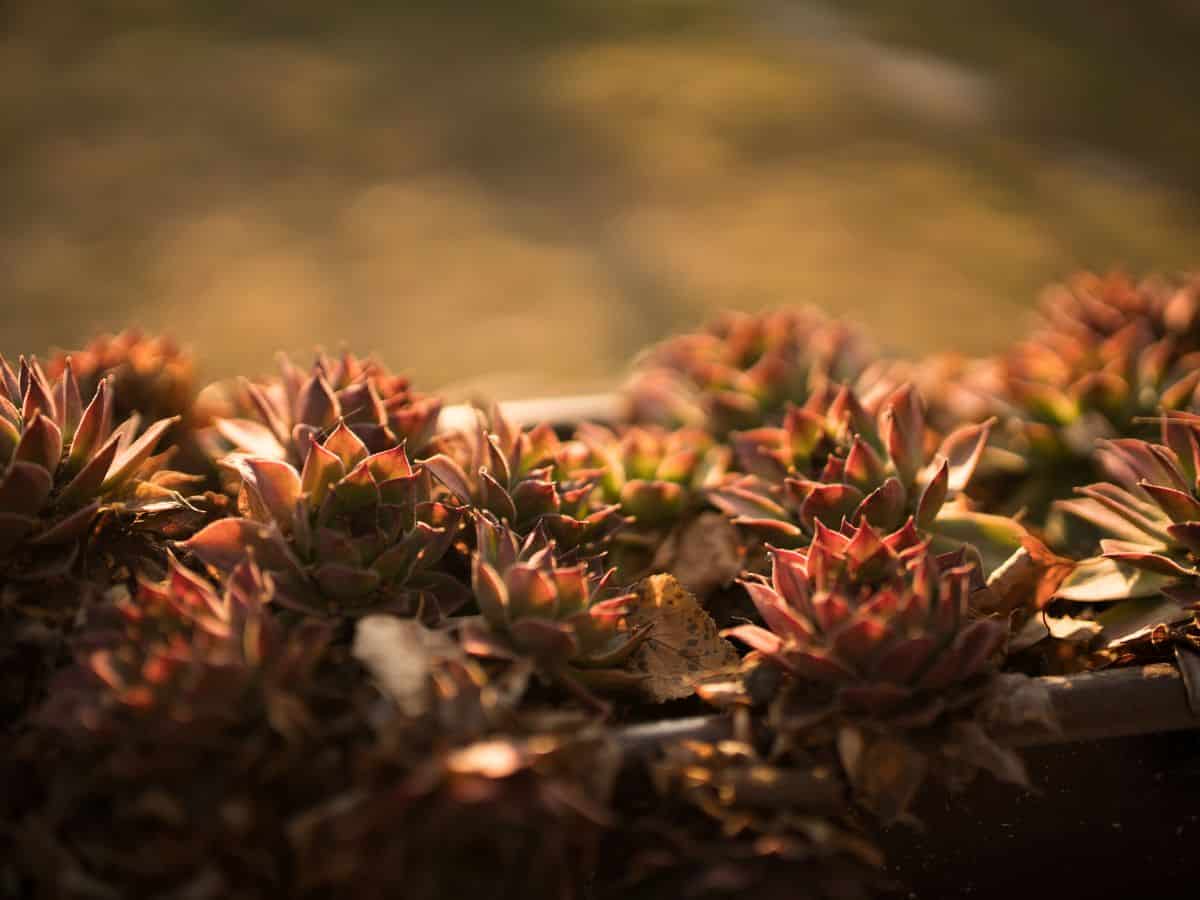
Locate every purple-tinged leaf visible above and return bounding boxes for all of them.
[504,563,559,620]
[101,416,178,493]
[14,412,61,475]
[471,558,510,630]
[939,418,993,493]
[707,479,786,519]
[323,421,369,471]
[295,374,340,429]
[721,624,787,660]
[916,459,948,530]
[239,377,291,447]
[57,358,83,441]
[479,468,518,523]
[29,501,99,546]
[1167,521,1200,555]
[789,648,856,682]
[181,518,295,574]
[1138,481,1200,524]
[422,453,473,502]
[509,618,579,661]
[313,563,382,602]
[799,481,864,530]
[300,439,346,508]
[843,436,886,494]
[242,458,302,532]
[20,359,57,425]
[831,616,890,664]
[855,477,906,532]
[742,580,812,643]
[365,444,413,483]
[1101,549,1196,577]
[950,618,1007,680]
[56,433,120,509]
[332,461,380,512]
[870,635,935,683]
[67,379,112,473]
[0,460,53,515]
[880,384,925,485]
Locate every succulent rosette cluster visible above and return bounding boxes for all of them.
[0,355,184,567]
[424,406,623,555]
[46,329,199,433]
[6,558,364,898]
[1055,421,1200,611]
[626,308,875,435]
[202,350,442,469]
[181,423,465,619]
[557,422,732,580]
[710,383,1021,574]
[969,272,1200,517]
[463,515,650,694]
[725,520,1006,722]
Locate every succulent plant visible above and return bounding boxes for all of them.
[181,424,466,619]
[424,406,623,555]
[6,557,365,899]
[626,308,875,436]
[969,271,1200,520]
[0,355,182,566]
[710,383,1019,573]
[46,330,198,433]
[725,520,1007,721]
[0,355,194,726]
[558,423,731,581]
[463,515,650,695]
[1055,422,1200,609]
[202,349,442,469]
[40,555,331,736]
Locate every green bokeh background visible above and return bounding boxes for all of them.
[4,1,1199,398]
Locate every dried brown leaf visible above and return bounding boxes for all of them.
[622,574,741,702]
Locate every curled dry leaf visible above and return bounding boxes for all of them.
[352,615,466,717]
[622,574,741,702]
[984,535,1076,614]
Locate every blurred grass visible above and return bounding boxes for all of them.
[2,1,1198,399]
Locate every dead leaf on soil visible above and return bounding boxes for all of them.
[622,574,741,702]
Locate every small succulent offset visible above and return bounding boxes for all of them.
[424,406,623,555]
[181,423,465,619]
[710,384,1019,573]
[725,520,1007,722]
[626,308,875,436]
[463,515,651,696]
[203,350,442,468]
[1055,422,1200,608]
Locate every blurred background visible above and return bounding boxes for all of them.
[4,0,1200,400]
